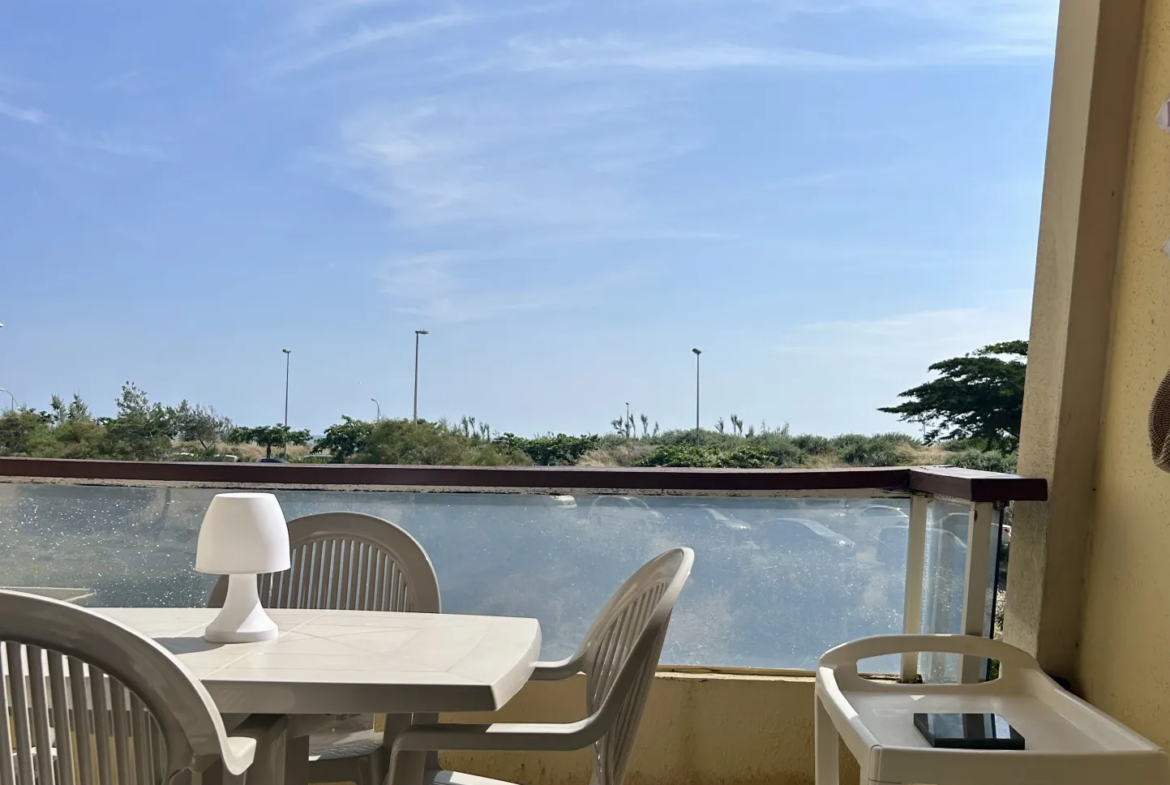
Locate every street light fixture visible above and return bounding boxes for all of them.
[0,388,14,412]
[413,330,429,422]
[692,348,702,441]
[371,398,382,421]
[282,348,292,458]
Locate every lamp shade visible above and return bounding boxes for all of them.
[196,493,291,575]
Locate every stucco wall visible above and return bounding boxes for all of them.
[434,672,860,785]
[1078,0,1170,749]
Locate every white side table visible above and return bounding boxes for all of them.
[815,635,1170,785]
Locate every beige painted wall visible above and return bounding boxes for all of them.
[1078,0,1170,750]
[433,673,860,785]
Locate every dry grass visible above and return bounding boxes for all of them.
[172,441,313,461]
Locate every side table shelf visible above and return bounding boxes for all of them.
[815,635,1169,785]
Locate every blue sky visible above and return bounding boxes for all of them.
[0,0,1054,437]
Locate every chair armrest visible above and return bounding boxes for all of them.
[220,714,288,777]
[530,655,585,681]
[392,719,597,754]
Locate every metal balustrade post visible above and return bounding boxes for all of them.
[960,501,995,683]
[900,493,929,682]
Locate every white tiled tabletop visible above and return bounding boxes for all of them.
[93,608,542,716]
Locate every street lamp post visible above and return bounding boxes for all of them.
[413,329,429,422]
[282,348,292,458]
[0,325,10,412]
[692,348,702,442]
[371,398,382,421]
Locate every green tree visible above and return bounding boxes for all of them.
[0,409,55,456]
[171,400,232,458]
[352,419,515,466]
[100,383,176,461]
[313,416,374,462]
[879,340,1027,449]
[494,433,599,465]
[228,424,311,459]
[49,394,92,425]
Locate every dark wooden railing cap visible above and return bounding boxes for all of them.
[0,457,1047,502]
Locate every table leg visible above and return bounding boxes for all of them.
[284,733,310,785]
[815,694,840,785]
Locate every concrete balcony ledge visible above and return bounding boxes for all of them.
[436,671,862,785]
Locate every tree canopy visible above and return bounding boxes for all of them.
[228,424,311,458]
[0,350,1026,471]
[879,340,1027,450]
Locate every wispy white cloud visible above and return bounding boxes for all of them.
[763,164,914,190]
[871,0,1057,48]
[377,251,627,323]
[508,36,881,72]
[267,9,478,75]
[55,133,171,161]
[285,0,406,35]
[506,28,1052,75]
[0,97,46,125]
[316,92,694,230]
[778,291,1032,359]
[0,79,168,159]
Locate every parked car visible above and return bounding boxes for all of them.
[754,517,855,556]
[797,499,852,522]
[673,504,752,535]
[938,511,1012,545]
[587,495,664,527]
[857,504,910,525]
[543,494,579,525]
[875,523,967,565]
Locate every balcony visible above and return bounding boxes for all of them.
[0,457,1044,785]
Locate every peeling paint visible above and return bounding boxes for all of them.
[1158,97,1170,132]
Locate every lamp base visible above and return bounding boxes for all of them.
[204,573,279,643]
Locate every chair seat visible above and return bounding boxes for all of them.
[427,768,521,785]
[309,728,382,761]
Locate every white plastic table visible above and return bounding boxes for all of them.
[94,608,542,785]
[816,635,1170,785]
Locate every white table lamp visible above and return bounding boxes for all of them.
[196,492,291,643]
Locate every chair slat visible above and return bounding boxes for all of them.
[371,551,386,612]
[68,658,95,785]
[7,642,36,785]
[89,666,113,785]
[110,680,133,785]
[0,644,16,785]
[48,651,76,785]
[130,695,150,785]
[26,646,55,785]
[337,539,353,609]
[353,543,367,611]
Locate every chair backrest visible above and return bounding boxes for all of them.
[579,547,693,785]
[0,590,233,785]
[209,512,440,613]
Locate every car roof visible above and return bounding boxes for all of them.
[764,517,836,535]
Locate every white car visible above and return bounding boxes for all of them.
[675,504,752,535]
[858,504,910,525]
[938,511,1013,545]
[587,495,665,527]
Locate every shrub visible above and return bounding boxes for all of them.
[792,434,833,456]
[948,449,1018,473]
[494,433,600,466]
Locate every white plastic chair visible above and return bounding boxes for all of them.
[385,547,695,785]
[208,511,441,785]
[0,589,264,785]
[816,634,1170,785]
